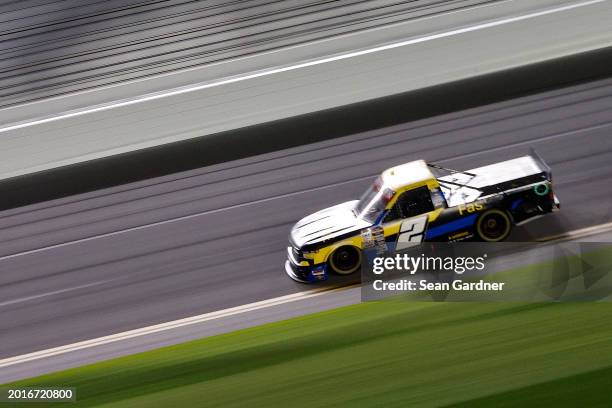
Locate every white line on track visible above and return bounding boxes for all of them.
[1,222,612,369]
[0,175,371,262]
[537,220,612,242]
[445,122,612,163]
[0,280,112,307]
[0,285,354,368]
[0,0,602,134]
[1,120,609,263]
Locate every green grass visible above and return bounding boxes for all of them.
[4,300,612,407]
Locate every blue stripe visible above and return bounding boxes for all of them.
[425,214,478,239]
[375,210,388,225]
[511,198,524,211]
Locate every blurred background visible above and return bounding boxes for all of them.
[1,1,612,406]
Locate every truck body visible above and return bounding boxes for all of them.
[286,150,559,283]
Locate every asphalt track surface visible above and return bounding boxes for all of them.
[0,0,497,108]
[1,77,612,361]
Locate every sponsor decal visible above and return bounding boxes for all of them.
[534,183,550,196]
[362,226,387,255]
[458,199,487,216]
[310,265,327,281]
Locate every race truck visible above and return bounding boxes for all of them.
[285,149,560,283]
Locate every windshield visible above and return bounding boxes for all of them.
[355,177,394,223]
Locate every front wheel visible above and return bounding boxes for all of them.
[328,246,362,275]
[476,209,512,242]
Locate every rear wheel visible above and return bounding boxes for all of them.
[328,246,362,275]
[476,209,512,242]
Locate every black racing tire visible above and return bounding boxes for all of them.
[476,209,512,242]
[328,246,362,275]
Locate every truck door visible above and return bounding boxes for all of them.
[382,185,435,251]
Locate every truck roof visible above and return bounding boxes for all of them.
[382,160,435,190]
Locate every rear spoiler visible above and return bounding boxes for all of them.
[530,148,552,181]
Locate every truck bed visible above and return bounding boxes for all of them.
[438,155,548,207]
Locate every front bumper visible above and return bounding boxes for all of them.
[285,247,327,283]
[285,260,310,283]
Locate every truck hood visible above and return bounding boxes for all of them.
[290,200,370,248]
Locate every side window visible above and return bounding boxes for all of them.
[384,186,437,222]
[401,186,434,217]
[383,203,402,223]
[386,186,435,222]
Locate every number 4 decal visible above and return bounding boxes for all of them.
[396,215,428,251]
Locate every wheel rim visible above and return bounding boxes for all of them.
[330,246,361,275]
[478,210,511,241]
